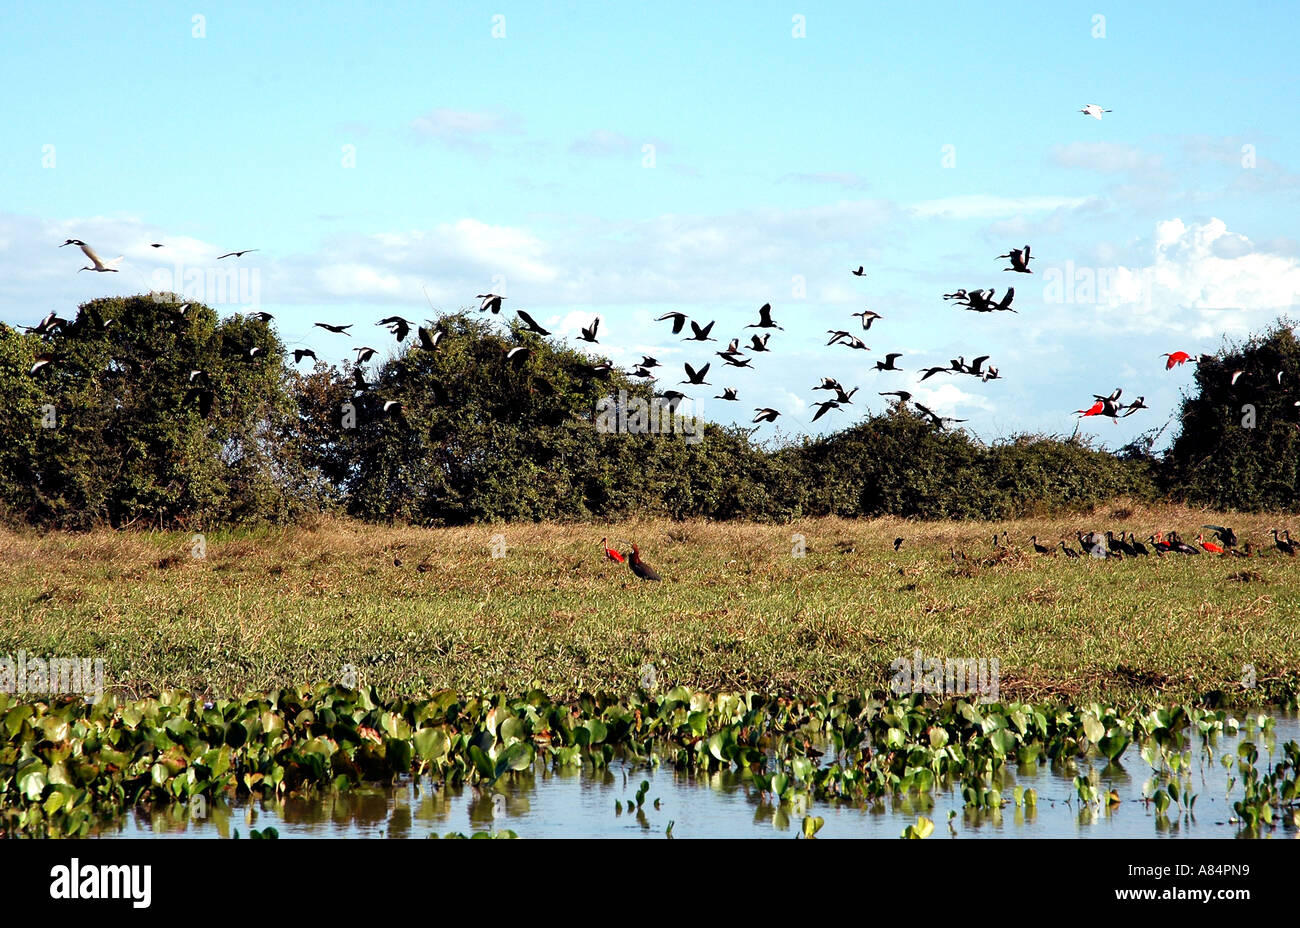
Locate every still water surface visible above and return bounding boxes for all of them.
[105,713,1299,839]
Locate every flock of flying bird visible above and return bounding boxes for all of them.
[33,103,1293,436]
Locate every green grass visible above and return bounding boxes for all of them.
[1,503,1298,705]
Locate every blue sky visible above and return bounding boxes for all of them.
[4,1,1300,445]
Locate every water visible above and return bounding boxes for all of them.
[101,714,1299,839]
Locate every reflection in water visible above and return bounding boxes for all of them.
[100,713,1299,839]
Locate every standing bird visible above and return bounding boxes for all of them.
[61,239,121,272]
[602,537,625,564]
[1196,533,1224,555]
[1128,533,1149,556]
[893,537,903,551]
[1059,541,1080,559]
[1079,104,1112,120]
[626,543,662,581]
[1031,536,1051,555]
[1203,525,1238,548]
[1270,529,1296,556]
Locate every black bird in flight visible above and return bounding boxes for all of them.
[579,318,600,343]
[746,303,783,330]
[656,312,688,334]
[685,320,716,342]
[315,322,353,335]
[515,310,551,336]
[217,249,259,259]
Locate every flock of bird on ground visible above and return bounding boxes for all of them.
[965,524,1300,561]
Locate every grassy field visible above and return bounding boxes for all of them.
[1,502,1298,706]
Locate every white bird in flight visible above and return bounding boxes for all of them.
[61,239,121,272]
[1079,104,1112,120]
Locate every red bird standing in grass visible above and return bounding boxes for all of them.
[602,537,625,563]
[626,543,662,581]
[1162,351,1193,369]
[1196,533,1224,554]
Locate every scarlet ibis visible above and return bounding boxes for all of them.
[811,400,841,421]
[61,239,121,272]
[852,310,882,330]
[515,310,551,336]
[875,353,903,371]
[852,266,866,276]
[685,320,716,341]
[714,387,739,401]
[627,543,662,581]
[377,315,412,340]
[1162,351,1192,369]
[753,408,780,423]
[1031,536,1050,554]
[1270,529,1296,555]
[1148,533,1172,554]
[579,318,600,343]
[656,312,688,334]
[1079,104,1112,119]
[1059,541,1080,558]
[998,245,1033,273]
[1197,533,1224,554]
[315,322,353,335]
[217,249,259,259]
[602,537,625,563]
[747,303,783,330]
[477,294,506,314]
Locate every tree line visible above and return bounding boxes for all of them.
[2,294,1294,529]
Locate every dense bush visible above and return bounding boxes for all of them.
[3,295,1291,526]
[1163,321,1300,511]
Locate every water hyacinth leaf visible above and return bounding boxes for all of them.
[1082,713,1104,745]
[802,815,825,838]
[413,728,451,762]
